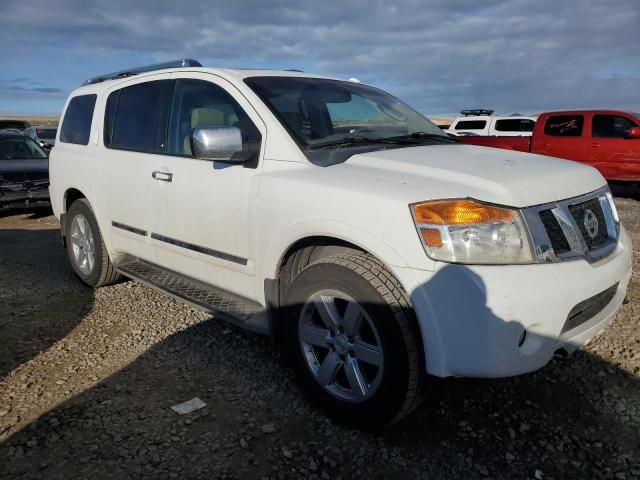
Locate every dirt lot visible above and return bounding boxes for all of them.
[1,189,639,480]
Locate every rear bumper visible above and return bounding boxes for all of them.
[404,226,633,378]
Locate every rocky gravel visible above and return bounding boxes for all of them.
[1,189,639,480]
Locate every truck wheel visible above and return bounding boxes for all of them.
[66,199,121,287]
[282,253,425,427]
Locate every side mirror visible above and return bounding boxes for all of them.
[192,126,249,162]
[625,126,640,139]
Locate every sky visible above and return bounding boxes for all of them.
[1,0,639,117]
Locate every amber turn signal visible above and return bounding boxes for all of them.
[412,199,514,226]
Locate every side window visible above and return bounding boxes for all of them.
[455,120,487,130]
[494,119,535,132]
[167,79,261,157]
[543,115,583,137]
[592,115,637,138]
[60,94,97,145]
[106,80,173,153]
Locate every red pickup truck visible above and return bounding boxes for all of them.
[457,110,640,182]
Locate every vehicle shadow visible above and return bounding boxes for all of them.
[0,205,53,220]
[0,228,93,379]
[610,182,640,201]
[0,265,637,479]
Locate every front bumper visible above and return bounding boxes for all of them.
[404,226,633,378]
[0,181,50,206]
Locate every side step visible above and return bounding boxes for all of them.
[117,259,270,335]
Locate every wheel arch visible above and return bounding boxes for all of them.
[267,232,426,373]
[59,188,88,242]
[64,187,87,213]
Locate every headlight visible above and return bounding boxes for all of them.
[411,199,534,264]
[605,191,619,223]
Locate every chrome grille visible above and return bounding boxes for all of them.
[522,187,619,264]
[568,198,608,249]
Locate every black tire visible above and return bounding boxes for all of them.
[66,199,121,287]
[282,253,425,428]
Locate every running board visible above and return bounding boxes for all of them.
[117,260,270,335]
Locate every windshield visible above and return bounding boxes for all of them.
[37,128,57,139]
[245,76,448,148]
[0,137,48,160]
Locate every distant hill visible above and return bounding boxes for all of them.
[0,115,59,126]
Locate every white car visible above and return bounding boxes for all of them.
[49,60,632,427]
[446,110,536,137]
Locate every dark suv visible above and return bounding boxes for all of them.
[0,131,49,208]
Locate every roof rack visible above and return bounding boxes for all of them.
[84,59,202,85]
[460,109,494,116]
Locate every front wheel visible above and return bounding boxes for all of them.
[282,253,425,427]
[66,199,121,287]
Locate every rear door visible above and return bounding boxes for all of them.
[99,75,173,261]
[588,113,640,181]
[531,113,586,162]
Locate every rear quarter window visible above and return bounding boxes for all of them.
[494,119,535,132]
[543,115,584,137]
[60,94,97,145]
[454,120,487,130]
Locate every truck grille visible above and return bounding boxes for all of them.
[539,209,570,255]
[568,198,609,249]
[522,187,618,263]
[0,172,49,184]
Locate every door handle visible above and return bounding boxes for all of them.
[152,171,173,182]
[591,143,601,148]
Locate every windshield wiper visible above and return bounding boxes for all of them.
[308,131,458,150]
[380,131,459,144]
[307,136,391,150]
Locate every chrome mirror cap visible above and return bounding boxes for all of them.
[192,126,244,162]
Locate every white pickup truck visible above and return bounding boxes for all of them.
[49,60,632,427]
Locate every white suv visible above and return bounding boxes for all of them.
[49,60,632,427]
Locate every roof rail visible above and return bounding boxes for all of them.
[460,109,494,117]
[84,59,202,85]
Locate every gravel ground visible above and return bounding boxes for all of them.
[1,189,639,480]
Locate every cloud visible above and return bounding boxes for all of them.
[0,80,66,100]
[1,0,639,114]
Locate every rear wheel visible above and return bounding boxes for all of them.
[66,199,121,287]
[282,253,425,427]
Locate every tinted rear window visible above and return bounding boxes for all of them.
[455,120,487,130]
[37,128,57,139]
[106,80,173,153]
[494,119,535,132]
[60,94,97,145]
[544,115,583,137]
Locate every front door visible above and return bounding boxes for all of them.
[149,73,266,299]
[588,113,640,181]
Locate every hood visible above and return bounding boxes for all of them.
[0,159,49,176]
[340,144,606,208]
